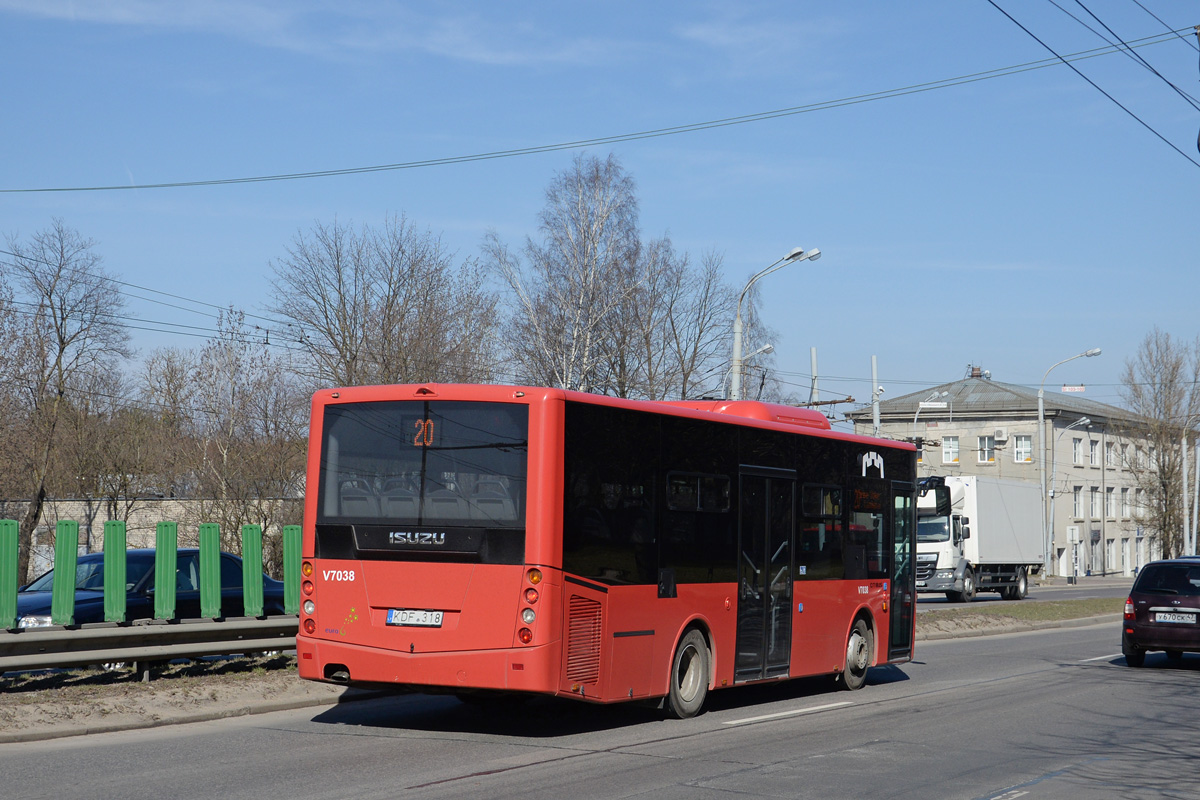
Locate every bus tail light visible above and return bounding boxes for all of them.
[527,568,542,585]
[304,600,316,615]
[303,580,314,596]
[302,561,313,577]
[524,587,539,604]
[521,608,536,624]
[303,618,316,634]
[518,628,533,644]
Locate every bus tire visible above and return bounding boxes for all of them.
[839,618,872,691]
[665,628,709,719]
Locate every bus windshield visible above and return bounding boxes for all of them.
[917,514,951,543]
[317,401,528,528]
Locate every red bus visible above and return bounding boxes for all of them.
[297,384,917,717]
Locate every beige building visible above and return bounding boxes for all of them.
[847,366,1157,577]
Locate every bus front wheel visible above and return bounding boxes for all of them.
[665,628,710,719]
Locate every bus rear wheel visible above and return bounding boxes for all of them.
[665,628,709,719]
[839,619,872,691]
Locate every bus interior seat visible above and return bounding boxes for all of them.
[470,481,516,522]
[340,479,379,518]
[380,479,418,517]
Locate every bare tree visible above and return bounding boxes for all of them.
[5,220,131,582]
[1118,328,1200,558]
[177,310,307,552]
[662,249,737,400]
[271,215,499,389]
[485,153,641,392]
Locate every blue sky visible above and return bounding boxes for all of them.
[2,1,1196,426]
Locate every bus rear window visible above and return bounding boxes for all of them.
[317,401,528,528]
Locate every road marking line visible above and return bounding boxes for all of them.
[723,701,853,726]
[1080,653,1122,662]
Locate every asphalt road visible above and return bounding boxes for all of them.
[4,617,1196,800]
[919,575,1134,610]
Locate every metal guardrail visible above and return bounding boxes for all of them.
[0,616,298,677]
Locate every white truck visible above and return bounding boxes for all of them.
[916,475,1043,602]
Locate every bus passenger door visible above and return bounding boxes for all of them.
[889,486,916,660]
[735,469,796,683]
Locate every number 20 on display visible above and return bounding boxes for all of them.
[413,418,435,446]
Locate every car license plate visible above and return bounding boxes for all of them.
[387,609,444,627]
[1155,612,1197,624]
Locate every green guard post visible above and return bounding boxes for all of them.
[50,520,80,626]
[103,520,127,623]
[198,523,222,619]
[241,524,264,618]
[0,519,18,630]
[282,525,301,615]
[154,521,179,620]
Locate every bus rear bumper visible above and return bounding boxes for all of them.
[297,635,558,694]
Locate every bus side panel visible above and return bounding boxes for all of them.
[791,580,893,676]
[526,395,565,570]
[559,582,737,703]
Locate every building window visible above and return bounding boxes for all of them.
[1120,487,1130,518]
[1105,487,1115,518]
[1013,434,1032,463]
[1105,442,1116,468]
[942,436,959,464]
[1090,487,1101,518]
[1072,486,1083,518]
[1120,444,1129,469]
[1136,488,1146,514]
[1089,440,1099,467]
[1072,438,1082,465]
[978,436,995,463]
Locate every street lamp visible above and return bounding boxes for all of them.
[730,247,821,401]
[1049,416,1091,579]
[727,343,774,398]
[1038,348,1101,576]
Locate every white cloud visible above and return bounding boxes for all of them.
[0,0,627,66]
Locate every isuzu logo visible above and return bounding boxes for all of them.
[388,531,447,546]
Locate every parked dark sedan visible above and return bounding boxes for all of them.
[16,548,286,628]
[1122,557,1200,667]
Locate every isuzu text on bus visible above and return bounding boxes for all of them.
[296,384,917,717]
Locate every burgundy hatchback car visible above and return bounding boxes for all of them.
[1122,557,1200,667]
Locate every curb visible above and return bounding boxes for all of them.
[917,613,1121,641]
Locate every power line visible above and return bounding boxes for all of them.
[987,1,1200,167]
[0,30,1188,194]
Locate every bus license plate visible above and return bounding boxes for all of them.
[1154,612,1196,624]
[387,609,444,627]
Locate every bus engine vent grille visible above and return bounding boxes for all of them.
[566,595,603,684]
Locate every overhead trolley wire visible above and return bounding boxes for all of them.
[988,1,1200,166]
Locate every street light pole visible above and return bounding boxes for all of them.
[731,246,820,401]
[1038,348,1101,577]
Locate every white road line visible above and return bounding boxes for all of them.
[722,701,853,726]
[1080,653,1122,662]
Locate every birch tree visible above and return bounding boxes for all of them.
[485,153,641,392]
